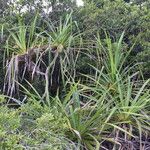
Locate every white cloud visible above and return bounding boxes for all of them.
[76,0,84,6]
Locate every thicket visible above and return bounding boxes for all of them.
[0,0,150,149]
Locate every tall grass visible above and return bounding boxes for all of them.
[79,33,150,149]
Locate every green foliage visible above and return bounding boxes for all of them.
[0,106,22,149]
[0,99,76,149]
[76,0,150,76]
[45,12,81,52]
[5,15,42,56]
[0,107,20,131]
[0,1,150,150]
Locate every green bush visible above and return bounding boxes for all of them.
[0,100,76,149]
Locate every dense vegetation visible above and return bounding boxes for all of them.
[0,0,150,149]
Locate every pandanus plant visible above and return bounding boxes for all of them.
[3,15,47,97]
[80,33,150,149]
[4,13,82,99]
[42,13,82,96]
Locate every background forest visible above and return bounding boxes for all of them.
[0,0,150,149]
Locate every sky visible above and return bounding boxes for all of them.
[76,0,84,6]
[18,0,84,13]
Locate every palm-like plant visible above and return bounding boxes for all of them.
[42,13,82,96]
[4,13,82,99]
[51,82,116,150]
[94,32,135,88]
[45,13,81,52]
[6,15,41,56]
[106,76,150,149]
[80,68,150,149]
[79,33,150,149]
[3,15,46,97]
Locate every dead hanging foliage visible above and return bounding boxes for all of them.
[3,44,62,97]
